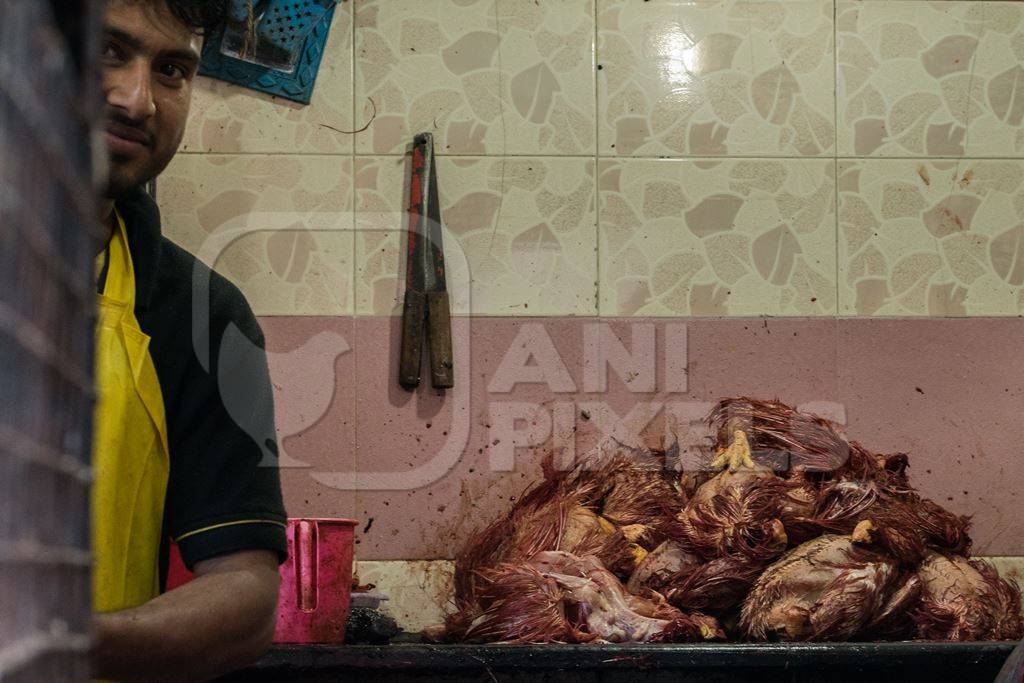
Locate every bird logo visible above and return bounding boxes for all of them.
[217,322,350,468]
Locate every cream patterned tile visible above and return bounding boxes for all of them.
[599,158,837,316]
[157,155,354,316]
[354,155,597,316]
[353,0,596,155]
[181,3,354,155]
[354,560,454,632]
[598,0,835,157]
[837,1,1024,157]
[838,159,1024,316]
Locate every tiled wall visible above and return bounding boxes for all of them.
[157,0,1024,610]
[163,0,1024,319]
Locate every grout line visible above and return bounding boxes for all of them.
[494,0,508,157]
[257,312,1024,321]
[175,150,1024,162]
[593,0,601,317]
[832,0,840,317]
[485,0,508,257]
[351,0,356,160]
[350,0,358,325]
[350,0,359,503]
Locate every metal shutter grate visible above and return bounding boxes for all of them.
[0,0,102,680]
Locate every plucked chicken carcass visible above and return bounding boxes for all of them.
[463,551,723,644]
[446,447,698,641]
[913,553,1023,641]
[635,468,797,616]
[570,446,691,558]
[443,396,1023,644]
[740,522,920,641]
[628,403,824,615]
[741,532,1024,642]
[707,398,972,565]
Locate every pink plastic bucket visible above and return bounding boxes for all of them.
[274,518,358,643]
[165,517,358,644]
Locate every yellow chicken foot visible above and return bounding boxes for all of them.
[628,543,648,566]
[710,428,756,472]
[852,519,876,544]
[768,518,788,548]
[619,524,649,544]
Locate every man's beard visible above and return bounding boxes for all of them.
[104,159,147,200]
[102,111,177,200]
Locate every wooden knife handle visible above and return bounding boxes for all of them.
[398,290,426,389]
[426,291,454,389]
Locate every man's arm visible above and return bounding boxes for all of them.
[90,550,280,682]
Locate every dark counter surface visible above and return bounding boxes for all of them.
[218,641,1018,682]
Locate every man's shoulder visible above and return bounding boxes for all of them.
[139,235,270,430]
[149,235,263,344]
[118,185,262,345]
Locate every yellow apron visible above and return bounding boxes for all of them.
[92,211,170,613]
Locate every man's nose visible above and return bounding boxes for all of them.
[106,59,156,121]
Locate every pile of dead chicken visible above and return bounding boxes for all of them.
[440,398,1023,644]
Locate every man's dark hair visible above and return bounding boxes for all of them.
[164,0,228,34]
[134,0,228,35]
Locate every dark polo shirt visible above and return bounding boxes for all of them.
[109,187,287,581]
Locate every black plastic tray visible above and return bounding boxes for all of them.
[218,642,1018,682]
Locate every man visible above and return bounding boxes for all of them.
[90,1,286,680]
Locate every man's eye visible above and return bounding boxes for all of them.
[102,42,121,60]
[158,63,188,80]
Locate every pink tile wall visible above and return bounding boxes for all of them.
[263,315,1024,560]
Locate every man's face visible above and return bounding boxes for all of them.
[102,1,201,198]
